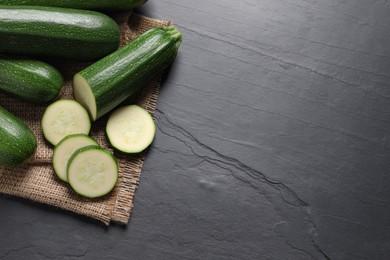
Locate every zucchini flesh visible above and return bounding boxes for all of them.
[42,100,91,145]
[0,57,63,103]
[0,106,37,168]
[106,105,156,153]
[0,6,120,60]
[0,0,148,11]
[53,134,98,182]
[73,26,183,121]
[67,146,118,198]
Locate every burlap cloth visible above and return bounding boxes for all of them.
[0,12,171,225]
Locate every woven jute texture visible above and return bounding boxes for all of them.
[0,12,171,225]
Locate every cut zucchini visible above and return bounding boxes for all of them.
[53,134,98,182]
[42,100,91,145]
[106,105,156,153]
[67,146,118,198]
[73,26,183,121]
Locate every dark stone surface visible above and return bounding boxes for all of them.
[1,0,390,259]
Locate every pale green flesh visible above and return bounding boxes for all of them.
[68,148,118,198]
[73,73,97,121]
[53,135,97,182]
[42,100,91,145]
[106,105,156,153]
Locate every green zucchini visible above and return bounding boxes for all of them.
[0,106,37,168]
[73,26,183,121]
[0,0,147,11]
[106,105,156,153]
[0,6,120,61]
[67,146,118,198]
[0,57,63,103]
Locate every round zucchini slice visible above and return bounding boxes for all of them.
[106,105,156,153]
[67,146,118,198]
[42,100,91,145]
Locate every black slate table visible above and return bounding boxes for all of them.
[1,1,390,259]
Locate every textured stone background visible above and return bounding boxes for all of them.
[1,0,390,259]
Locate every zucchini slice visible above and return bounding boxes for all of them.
[53,134,98,182]
[106,105,156,153]
[42,100,91,145]
[67,146,118,198]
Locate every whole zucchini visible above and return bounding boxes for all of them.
[0,0,147,11]
[0,6,120,61]
[0,57,63,103]
[73,26,183,121]
[0,106,37,168]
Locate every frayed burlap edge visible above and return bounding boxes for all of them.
[110,13,171,224]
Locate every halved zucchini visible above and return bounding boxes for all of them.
[73,26,183,120]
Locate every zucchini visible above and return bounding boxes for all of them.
[73,26,183,121]
[42,100,91,146]
[106,105,156,153]
[0,56,63,103]
[0,106,37,168]
[0,0,147,11]
[0,6,120,61]
[53,134,98,182]
[67,146,118,198]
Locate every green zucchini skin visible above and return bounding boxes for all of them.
[0,0,147,11]
[74,26,183,120]
[0,57,64,103]
[0,6,120,60]
[0,106,37,168]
